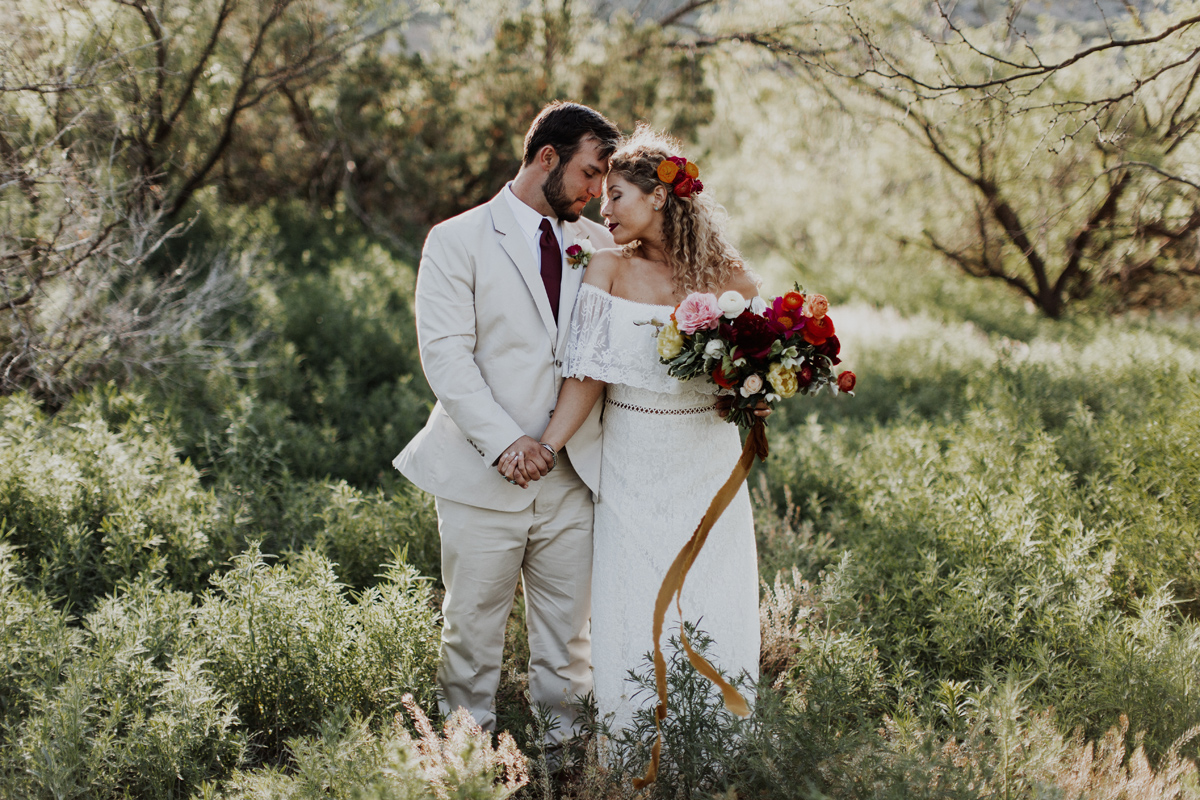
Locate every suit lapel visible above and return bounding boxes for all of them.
[489,194,557,342]
[556,221,589,355]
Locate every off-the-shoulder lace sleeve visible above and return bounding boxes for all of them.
[563,283,716,395]
[563,283,628,383]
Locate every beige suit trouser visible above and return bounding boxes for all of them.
[435,452,593,744]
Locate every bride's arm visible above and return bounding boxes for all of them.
[501,377,605,487]
[539,251,623,452]
[500,252,621,485]
[541,377,605,452]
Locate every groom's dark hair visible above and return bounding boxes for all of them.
[522,102,621,167]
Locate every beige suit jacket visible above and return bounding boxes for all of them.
[394,191,612,512]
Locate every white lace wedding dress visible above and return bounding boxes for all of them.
[564,282,760,734]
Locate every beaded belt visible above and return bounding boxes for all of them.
[605,397,716,416]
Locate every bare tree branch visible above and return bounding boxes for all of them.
[658,0,717,29]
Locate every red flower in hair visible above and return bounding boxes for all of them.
[657,157,704,198]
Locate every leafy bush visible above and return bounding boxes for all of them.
[198,547,440,758]
[218,700,528,800]
[0,391,219,607]
[0,561,245,800]
[759,313,1200,758]
[162,203,434,493]
[312,482,440,590]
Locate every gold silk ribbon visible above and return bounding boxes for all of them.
[633,418,769,791]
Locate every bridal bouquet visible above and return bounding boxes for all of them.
[654,287,856,428]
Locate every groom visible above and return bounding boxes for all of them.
[394,102,621,748]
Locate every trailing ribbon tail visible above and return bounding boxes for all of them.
[633,419,769,791]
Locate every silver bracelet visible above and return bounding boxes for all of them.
[539,442,558,472]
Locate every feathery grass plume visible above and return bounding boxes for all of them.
[396,694,529,800]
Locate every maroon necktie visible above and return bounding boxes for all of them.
[538,218,562,323]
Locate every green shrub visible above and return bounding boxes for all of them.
[0,542,79,731]
[165,206,434,493]
[0,391,218,608]
[758,316,1200,759]
[0,570,244,800]
[313,481,440,590]
[197,547,440,758]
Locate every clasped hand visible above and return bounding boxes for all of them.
[496,435,553,488]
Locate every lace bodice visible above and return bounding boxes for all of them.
[563,283,717,402]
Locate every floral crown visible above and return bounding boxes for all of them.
[656,156,704,198]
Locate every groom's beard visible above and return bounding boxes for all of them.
[542,162,581,222]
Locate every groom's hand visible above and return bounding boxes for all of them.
[496,435,553,487]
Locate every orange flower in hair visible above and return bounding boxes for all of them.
[657,156,704,198]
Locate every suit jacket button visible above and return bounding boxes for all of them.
[555,359,562,367]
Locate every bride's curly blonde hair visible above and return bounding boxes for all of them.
[608,125,752,295]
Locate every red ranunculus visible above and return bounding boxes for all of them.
[713,364,737,389]
[781,291,805,311]
[797,364,815,387]
[673,176,695,197]
[837,371,856,393]
[803,315,835,346]
[566,244,582,257]
[816,335,842,365]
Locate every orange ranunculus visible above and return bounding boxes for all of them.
[781,291,804,312]
[803,315,835,346]
[713,364,737,389]
[658,160,680,183]
[685,160,700,179]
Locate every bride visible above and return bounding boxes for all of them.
[501,126,762,733]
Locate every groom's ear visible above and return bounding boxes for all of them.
[534,144,560,173]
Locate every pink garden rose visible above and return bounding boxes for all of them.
[674,292,722,334]
[804,293,830,320]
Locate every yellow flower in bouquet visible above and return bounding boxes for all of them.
[657,319,684,359]
[767,361,799,399]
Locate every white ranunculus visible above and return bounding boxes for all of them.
[704,339,725,358]
[577,237,596,254]
[749,295,767,314]
[717,290,745,319]
[740,373,764,397]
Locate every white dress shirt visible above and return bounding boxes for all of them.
[502,182,566,270]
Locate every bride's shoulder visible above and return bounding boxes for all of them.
[581,248,627,293]
[722,266,762,298]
